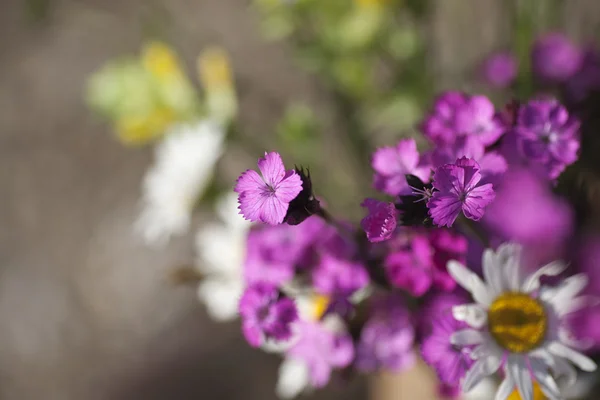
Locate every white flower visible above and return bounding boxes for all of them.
[448,243,597,400]
[195,193,250,321]
[135,120,225,246]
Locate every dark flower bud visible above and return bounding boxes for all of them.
[284,166,321,225]
[396,174,434,227]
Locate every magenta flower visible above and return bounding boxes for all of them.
[427,157,495,227]
[238,282,298,348]
[285,320,354,388]
[355,294,415,372]
[311,253,369,297]
[453,95,504,146]
[532,33,583,82]
[429,229,468,291]
[421,91,467,145]
[564,48,600,106]
[479,51,518,88]
[235,152,303,225]
[360,199,398,243]
[514,99,580,180]
[384,235,435,296]
[371,139,430,196]
[420,295,473,385]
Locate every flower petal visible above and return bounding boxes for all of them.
[508,355,533,400]
[530,358,562,400]
[462,354,502,392]
[428,193,463,227]
[276,358,310,399]
[547,341,597,372]
[258,152,286,187]
[450,329,484,346]
[452,304,488,329]
[235,169,265,193]
[275,170,303,203]
[260,195,289,225]
[495,376,515,400]
[522,261,567,293]
[462,184,495,221]
[447,260,493,306]
[482,248,503,296]
[540,274,588,315]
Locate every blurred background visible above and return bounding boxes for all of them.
[2,0,600,399]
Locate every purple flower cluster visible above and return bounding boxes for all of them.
[229,30,596,399]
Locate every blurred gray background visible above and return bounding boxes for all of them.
[2,0,600,399]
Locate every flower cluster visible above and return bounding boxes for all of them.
[189,31,600,400]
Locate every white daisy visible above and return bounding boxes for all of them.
[447,243,597,400]
[135,120,225,246]
[195,193,250,321]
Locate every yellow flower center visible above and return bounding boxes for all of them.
[312,294,330,320]
[488,293,547,353]
[507,382,546,400]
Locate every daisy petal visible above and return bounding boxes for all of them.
[559,328,593,350]
[547,341,597,372]
[482,248,503,295]
[522,261,567,293]
[496,243,522,291]
[495,376,514,400]
[450,329,484,346]
[463,355,502,392]
[530,358,561,400]
[452,304,488,329]
[447,261,493,306]
[541,274,589,314]
[508,355,533,400]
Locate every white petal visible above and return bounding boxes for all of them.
[541,275,588,314]
[197,279,243,322]
[482,249,503,296]
[495,243,523,291]
[508,355,533,400]
[448,261,494,306]
[559,328,593,350]
[453,304,488,329]
[495,376,514,400]
[470,339,503,360]
[451,329,484,346]
[547,341,597,372]
[530,358,561,400]
[463,354,502,392]
[530,349,577,387]
[521,261,567,293]
[276,358,310,399]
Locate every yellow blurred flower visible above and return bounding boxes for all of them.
[142,41,185,81]
[197,47,238,124]
[312,294,330,320]
[115,107,175,146]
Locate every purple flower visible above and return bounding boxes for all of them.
[371,139,430,196]
[427,157,495,227]
[312,253,369,297]
[360,199,398,243]
[512,99,580,179]
[480,51,518,88]
[531,33,583,82]
[564,48,600,106]
[244,221,325,285]
[484,169,573,266]
[355,294,415,372]
[285,320,354,388]
[420,295,473,385]
[429,229,468,291]
[453,95,504,146]
[384,235,434,296]
[235,152,303,225]
[239,282,298,347]
[428,135,507,185]
[421,91,467,145]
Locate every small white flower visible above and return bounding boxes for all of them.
[135,120,225,246]
[448,243,597,400]
[195,193,250,322]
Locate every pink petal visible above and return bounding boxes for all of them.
[462,184,495,221]
[275,170,303,203]
[242,321,263,347]
[238,191,270,222]
[258,152,286,187]
[428,194,463,227]
[235,169,265,193]
[260,195,289,225]
[454,157,482,191]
